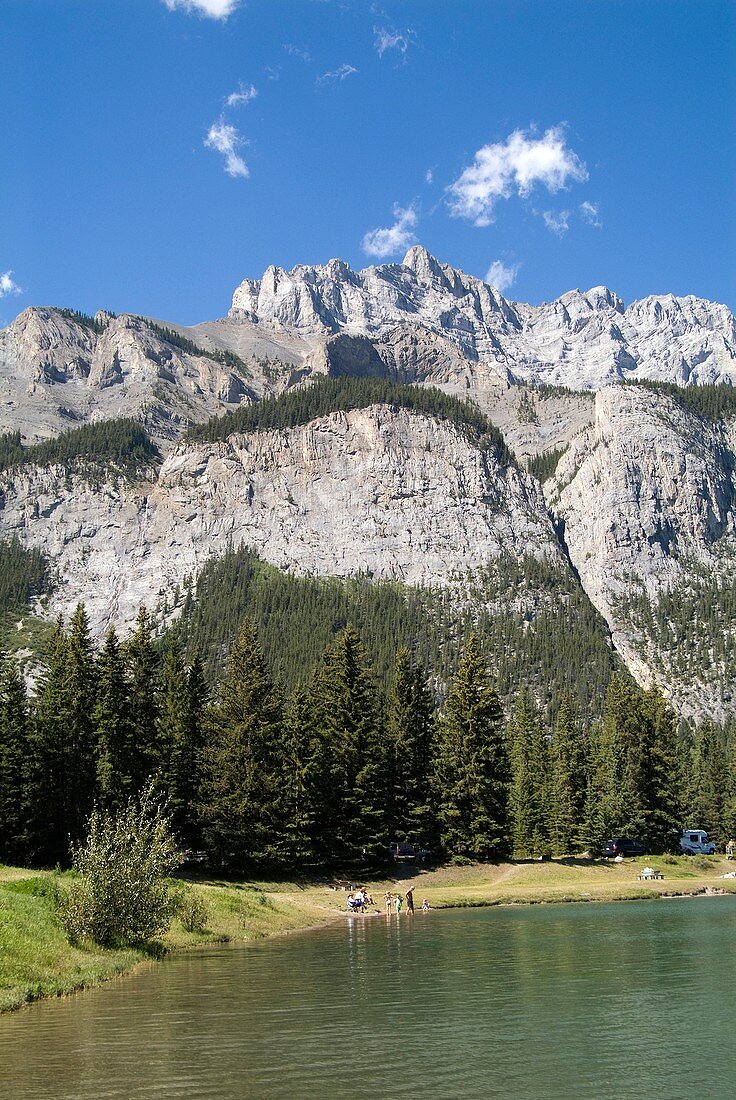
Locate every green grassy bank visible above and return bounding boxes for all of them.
[2,855,735,1014]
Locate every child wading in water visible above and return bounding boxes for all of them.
[383,892,393,915]
[422,898,430,912]
[394,894,402,914]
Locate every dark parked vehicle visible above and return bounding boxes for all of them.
[388,842,430,864]
[601,837,648,858]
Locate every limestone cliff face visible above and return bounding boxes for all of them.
[0,406,560,636]
[548,385,736,717]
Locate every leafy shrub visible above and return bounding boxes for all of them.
[691,856,714,872]
[176,890,209,933]
[57,785,179,947]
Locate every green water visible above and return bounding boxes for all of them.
[2,898,736,1099]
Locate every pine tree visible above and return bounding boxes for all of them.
[275,683,322,864]
[94,625,132,812]
[548,694,586,855]
[163,650,208,844]
[689,721,728,843]
[640,687,682,850]
[0,652,31,864]
[385,647,436,849]
[198,618,283,867]
[124,607,160,793]
[508,687,548,858]
[311,625,387,863]
[31,610,97,864]
[435,635,510,860]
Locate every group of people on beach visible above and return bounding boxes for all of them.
[383,888,430,915]
[345,886,431,915]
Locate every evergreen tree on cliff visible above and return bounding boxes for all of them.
[435,635,510,860]
[199,618,283,866]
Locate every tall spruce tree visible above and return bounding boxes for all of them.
[94,625,131,812]
[198,618,283,867]
[31,610,97,864]
[548,694,586,855]
[162,649,208,844]
[276,683,322,864]
[689,721,729,843]
[508,688,548,858]
[385,647,436,849]
[124,607,160,793]
[434,635,510,860]
[311,625,387,863]
[0,652,31,864]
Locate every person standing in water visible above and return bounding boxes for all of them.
[384,891,393,914]
[405,888,415,915]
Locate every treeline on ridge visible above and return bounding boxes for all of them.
[0,420,159,477]
[3,605,734,873]
[186,376,513,464]
[143,321,251,376]
[623,379,736,420]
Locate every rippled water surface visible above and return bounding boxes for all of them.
[2,897,736,1099]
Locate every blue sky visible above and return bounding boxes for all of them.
[1,0,734,325]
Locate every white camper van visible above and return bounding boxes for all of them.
[679,829,716,855]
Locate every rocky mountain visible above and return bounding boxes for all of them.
[1,249,735,722]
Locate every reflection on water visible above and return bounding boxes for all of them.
[2,898,736,1099]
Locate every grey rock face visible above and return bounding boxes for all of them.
[0,405,560,637]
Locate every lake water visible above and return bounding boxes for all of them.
[2,897,735,1099]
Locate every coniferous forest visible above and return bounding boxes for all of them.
[2,601,736,873]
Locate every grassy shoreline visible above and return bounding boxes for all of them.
[3,854,735,1014]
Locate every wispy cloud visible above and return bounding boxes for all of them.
[425,168,434,184]
[204,120,249,178]
[162,0,239,19]
[316,63,358,85]
[580,200,602,228]
[374,25,415,59]
[542,209,570,236]
[0,271,22,298]
[485,260,519,294]
[447,125,588,227]
[225,82,257,109]
[263,66,281,81]
[362,203,418,259]
[283,43,311,62]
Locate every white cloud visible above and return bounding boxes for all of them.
[316,63,358,85]
[225,83,257,108]
[283,44,311,62]
[447,125,588,226]
[425,168,434,184]
[204,120,249,178]
[374,25,414,58]
[0,271,21,298]
[485,260,519,294]
[362,204,418,259]
[162,0,239,19]
[264,66,281,81]
[543,209,570,236]
[580,200,602,228]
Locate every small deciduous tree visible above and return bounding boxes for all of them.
[59,784,179,947]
